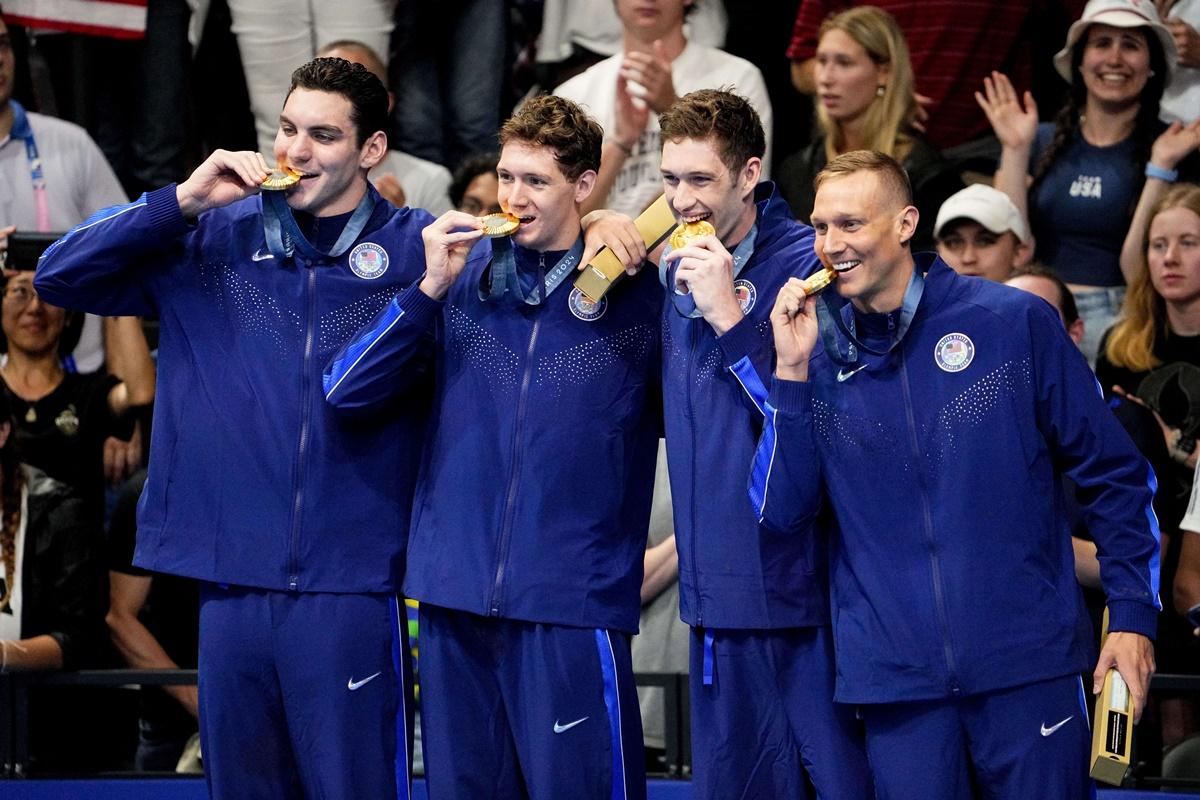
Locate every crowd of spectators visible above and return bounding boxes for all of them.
[1,0,1199,779]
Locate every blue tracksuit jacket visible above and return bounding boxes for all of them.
[35,184,434,592]
[325,240,663,633]
[665,182,830,630]
[752,256,1161,703]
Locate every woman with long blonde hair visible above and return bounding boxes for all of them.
[1095,182,1200,748]
[777,5,961,248]
[1099,183,1200,389]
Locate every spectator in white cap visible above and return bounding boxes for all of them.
[977,0,1200,364]
[935,184,1033,282]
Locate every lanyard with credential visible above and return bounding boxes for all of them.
[659,222,758,319]
[261,188,375,262]
[816,268,924,370]
[479,234,584,305]
[10,101,50,231]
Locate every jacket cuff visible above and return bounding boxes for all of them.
[395,281,445,330]
[769,376,812,414]
[716,315,762,367]
[145,184,190,237]
[1106,600,1158,641]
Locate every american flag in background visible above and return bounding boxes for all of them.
[3,0,147,40]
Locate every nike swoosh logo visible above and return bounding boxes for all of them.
[837,364,867,382]
[1040,715,1073,736]
[347,671,382,691]
[553,716,588,734]
[251,248,274,262]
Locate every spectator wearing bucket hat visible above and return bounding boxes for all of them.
[978,0,1200,364]
[935,184,1033,283]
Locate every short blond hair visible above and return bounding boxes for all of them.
[815,150,912,210]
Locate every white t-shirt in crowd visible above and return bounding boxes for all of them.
[0,107,127,374]
[536,0,728,63]
[556,41,773,218]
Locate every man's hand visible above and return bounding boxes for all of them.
[580,209,646,275]
[1093,631,1156,723]
[418,211,484,300]
[666,235,743,335]
[1167,17,1200,68]
[374,173,407,208]
[176,150,272,218]
[975,72,1038,154]
[620,40,678,114]
[771,278,819,381]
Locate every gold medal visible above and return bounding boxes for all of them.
[669,220,716,250]
[261,166,302,191]
[479,212,520,238]
[801,267,837,296]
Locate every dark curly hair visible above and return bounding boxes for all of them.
[287,57,389,148]
[659,88,766,175]
[499,95,602,182]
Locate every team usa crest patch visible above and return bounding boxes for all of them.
[349,242,389,279]
[568,287,607,321]
[934,332,975,373]
[733,279,757,313]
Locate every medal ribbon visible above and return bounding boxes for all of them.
[816,268,924,369]
[262,187,376,262]
[11,101,50,231]
[479,234,584,305]
[659,222,758,319]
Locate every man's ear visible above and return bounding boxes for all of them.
[574,169,598,204]
[360,130,388,171]
[1068,317,1085,348]
[897,205,919,246]
[739,157,762,199]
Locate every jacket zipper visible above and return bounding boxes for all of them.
[898,342,960,691]
[287,265,317,591]
[489,257,544,615]
[686,319,703,625]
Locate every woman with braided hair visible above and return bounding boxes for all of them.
[978,0,1200,363]
[0,384,105,674]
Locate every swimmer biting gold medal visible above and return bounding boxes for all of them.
[799,267,837,296]
[261,165,302,191]
[669,219,715,249]
[479,212,520,238]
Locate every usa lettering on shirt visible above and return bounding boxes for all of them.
[1069,175,1103,199]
